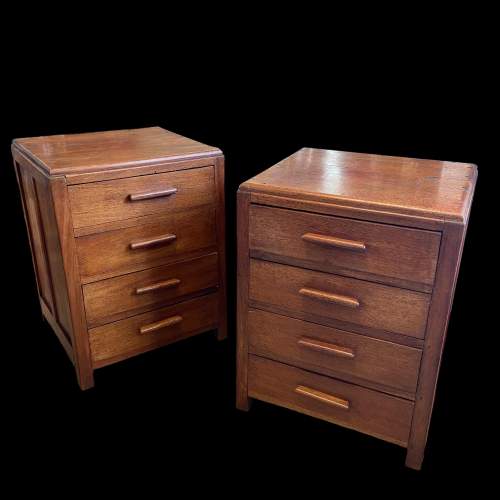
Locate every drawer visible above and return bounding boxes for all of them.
[249,205,441,290]
[76,206,216,281]
[69,166,215,229]
[248,355,414,446]
[248,309,422,397]
[83,253,219,327]
[249,259,430,339]
[89,293,218,367]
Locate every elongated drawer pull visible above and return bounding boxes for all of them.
[302,232,366,251]
[298,337,355,358]
[295,385,350,410]
[129,187,177,201]
[139,314,183,335]
[299,287,360,308]
[129,233,177,250]
[135,278,181,295]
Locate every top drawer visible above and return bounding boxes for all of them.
[68,166,215,229]
[249,205,441,289]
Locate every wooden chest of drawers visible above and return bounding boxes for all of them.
[236,148,476,469]
[12,127,226,390]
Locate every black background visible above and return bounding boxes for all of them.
[1,26,493,491]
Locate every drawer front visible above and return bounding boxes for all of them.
[249,205,441,289]
[248,355,414,446]
[248,309,422,396]
[69,166,215,229]
[83,253,219,327]
[249,259,430,339]
[89,293,218,366]
[77,206,216,281]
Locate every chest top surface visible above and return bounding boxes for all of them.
[241,148,477,223]
[12,127,221,175]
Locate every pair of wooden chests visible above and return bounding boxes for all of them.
[12,127,476,469]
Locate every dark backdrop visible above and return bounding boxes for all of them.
[1,57,492,489]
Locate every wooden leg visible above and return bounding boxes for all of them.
[74,332,95,390]
[404,224,466,471]
[405,446,424,470]
[236,321,252,409]
[236,327,251,410]
[236,356,252,412]
[215,157,227,343]
[236,190,251,412]
[236,393,252,412]
[76,368,95,391]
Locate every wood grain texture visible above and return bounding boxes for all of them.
[68,165,215,228]
[405,222,468,469]
[242,148,476,223]
[17,165,56,317]
[13,153,94,388]
[15,158,76,352]
[248,355,414,446]
[83,253,219,327]
[250,204,441,289]
[236,190,252,410]
[12,127,225,389]
[237,148,476,469]
[249,259,431,339]
[40,300,73,361]
[76,206,216,282]
[214,156,227,340]
[13,127,221,175]
[64,157,214,185]
[49,177,94,389]
[35,175,74,336]
[89,293,218,367]
[248,309,422,397]
[250,192,445,231]
[13,160,44,309]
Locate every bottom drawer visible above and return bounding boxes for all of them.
[248,355,414,446]
[89,293,218,367]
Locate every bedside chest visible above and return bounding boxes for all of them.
[12,127,226,390]
[236,148,476,469]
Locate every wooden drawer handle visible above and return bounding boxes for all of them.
[302,232,366,251]
[139,315,183,335]
[129,233,177,250]
[135,278,181,295]
[295,385,350,410]
[129,187,177,201]
[299,287,360,308]
[298,337,355,358]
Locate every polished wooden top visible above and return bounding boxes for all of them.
[241,148,477,223]
[12,127,221,175]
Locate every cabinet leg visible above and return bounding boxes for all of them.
[405,446,424,470]
[76,367,94,391]
[236,353,252,412]
[236,392,252,412]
